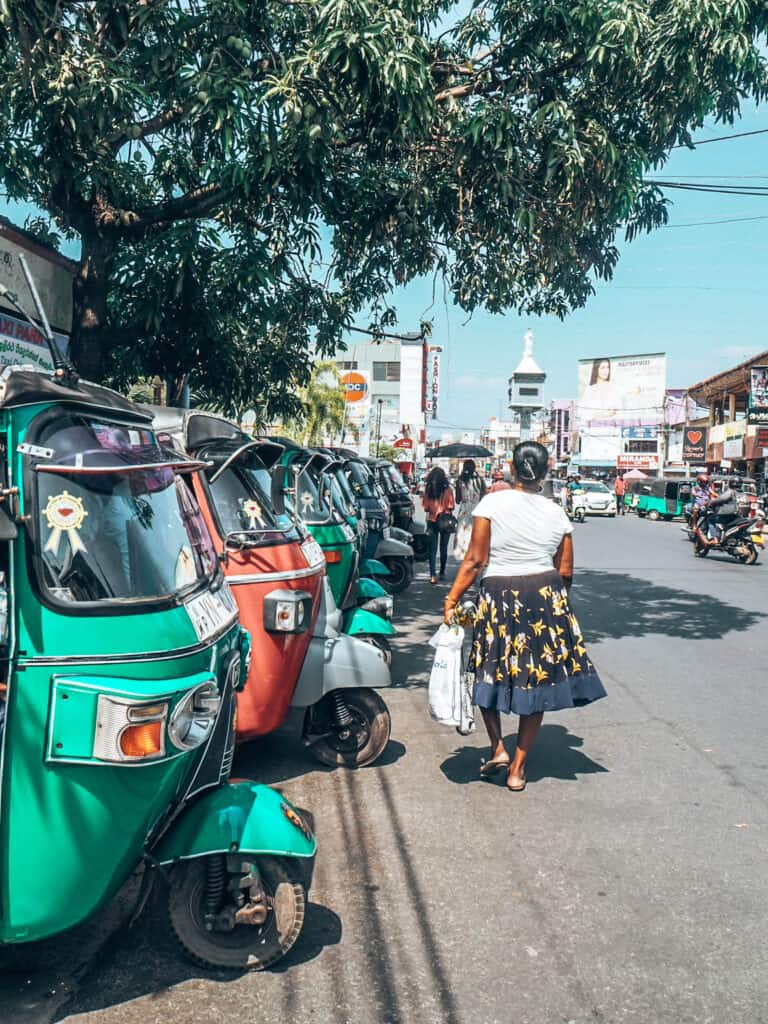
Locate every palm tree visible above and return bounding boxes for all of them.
[297,361,345,446]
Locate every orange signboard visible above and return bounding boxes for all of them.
[341,371,369,403]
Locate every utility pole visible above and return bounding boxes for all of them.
[375,399,383,456]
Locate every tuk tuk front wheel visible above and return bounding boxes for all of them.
[168,855,306,971]
[648,509,661,521]
[305,688,391,768]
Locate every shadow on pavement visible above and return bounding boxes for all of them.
[233,713,407,786]
[573,569,765,642]
[440,723,608,786]
[52,894,342,1020]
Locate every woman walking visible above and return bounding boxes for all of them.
[422,466,456,585]
[443,441,606,791]
[454,459,486,558]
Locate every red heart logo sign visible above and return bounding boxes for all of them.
[687,431,702,444]
[59,508,74,517]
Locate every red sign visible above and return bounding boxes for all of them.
[617,453,660,470]
[393,437,413,449]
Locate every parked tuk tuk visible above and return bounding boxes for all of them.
[636,478,692,521]
[151,412,392,766]
[0,369,315,969]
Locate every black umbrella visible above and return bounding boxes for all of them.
[426,442,494,459]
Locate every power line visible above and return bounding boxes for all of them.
[671,127,768,148]
[667,214,768,228]
[653,181,768,196]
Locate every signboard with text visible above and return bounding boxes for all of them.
[748,365,768,425]
[616,453,660,471]
[682,427,708,462]
[429,349,440,421]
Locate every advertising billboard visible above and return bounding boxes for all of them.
[577,353,666,428]
[0,311,69,372]
[341,370,371,456]
[682,427,708,463]
[748,365,768,425]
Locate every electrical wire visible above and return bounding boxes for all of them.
[671,128,768,148]
[667,214,768,228]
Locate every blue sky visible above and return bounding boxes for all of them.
[3,107,767,436]
[376,106,768,435]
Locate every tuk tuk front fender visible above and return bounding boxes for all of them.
[291,632,392,706]
[358,575,388,600]
[343,606,396,637]
[360,557,389,576]
[375,537,414,559]
[154,781,316,865]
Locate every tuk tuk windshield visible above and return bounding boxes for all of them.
[330,466,357,518]
[345,460,376,500]
[380,463,408,495]
[204,448,299,545]
[287,458,334,524]
[33,414,218,606]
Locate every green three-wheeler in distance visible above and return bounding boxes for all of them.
[0,366,315,970]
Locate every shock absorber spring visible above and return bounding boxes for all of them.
[205,854,227,920]
[331,690,354,729]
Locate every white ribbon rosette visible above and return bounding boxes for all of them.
[43,490,88,557]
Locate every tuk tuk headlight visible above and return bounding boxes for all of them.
[264,589,313,633]
[168,680,221,751]
[93,694,169,763]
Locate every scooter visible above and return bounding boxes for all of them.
[0,349,313,970]
[565,488,587,523]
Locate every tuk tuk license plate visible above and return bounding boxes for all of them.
[185,587,238,641]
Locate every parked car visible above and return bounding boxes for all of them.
[580,479,615,517]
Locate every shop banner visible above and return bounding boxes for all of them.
[748,365,768,425]
[682,427,708,462]
[616,453,660,471]
[621,426,658,439]
[0,311,69,372]
[429,349,440,421]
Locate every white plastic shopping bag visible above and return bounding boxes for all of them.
[428,624,465,726]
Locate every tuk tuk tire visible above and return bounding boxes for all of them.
[637,510,646,518]
[306,688,391,768]
[376,557,413,594]
[648,510,661,521]
[168,855,306,971]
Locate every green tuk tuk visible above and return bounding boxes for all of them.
[636,478,692,521]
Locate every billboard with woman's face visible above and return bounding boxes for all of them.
[576,353,666,428]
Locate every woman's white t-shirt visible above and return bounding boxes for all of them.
[472,489,573,577]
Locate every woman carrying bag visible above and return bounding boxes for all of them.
[422,466,456,585]
[443,441,606,792]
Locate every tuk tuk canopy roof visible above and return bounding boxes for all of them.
[0,368,150,421]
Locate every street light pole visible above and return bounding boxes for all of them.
[375,399,383,456]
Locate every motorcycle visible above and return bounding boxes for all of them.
[693,515,765,564]
[0,365,314,970]
[565,487,587,524]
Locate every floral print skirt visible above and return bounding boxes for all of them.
[471,570,607,716]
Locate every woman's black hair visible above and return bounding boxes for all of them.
[425,466,449,501]
[460,459,476,480]
[512,441,548,485]
[589,357,611,386]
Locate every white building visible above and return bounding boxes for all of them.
[336,332,429,459]
[508,330,546,440]
[480,418,520,461]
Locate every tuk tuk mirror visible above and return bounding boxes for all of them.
[0,505,18,540]
[270,469,286,516]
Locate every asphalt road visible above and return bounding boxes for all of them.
[3,513,767,1024]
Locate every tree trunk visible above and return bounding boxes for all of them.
[70,234,117,382]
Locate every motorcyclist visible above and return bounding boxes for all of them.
[704,478,740,546]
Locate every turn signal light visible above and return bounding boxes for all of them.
[119,721,163,758]
[324,549,342,563]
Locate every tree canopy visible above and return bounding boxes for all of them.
[1,1,766,412]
